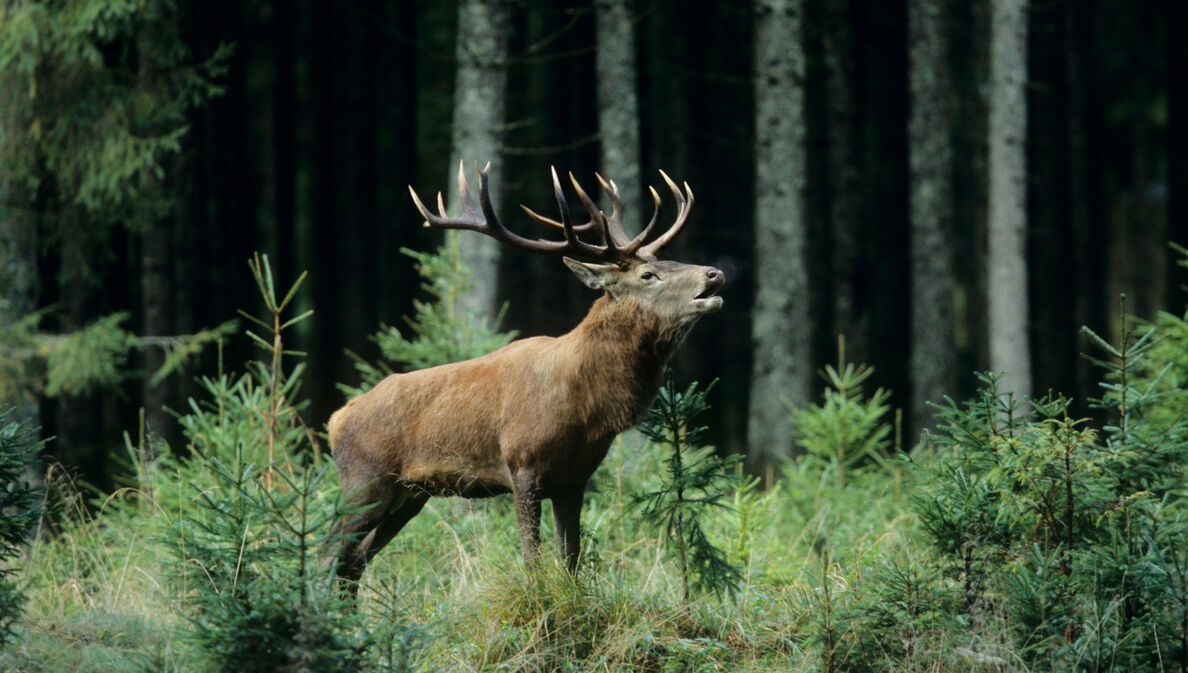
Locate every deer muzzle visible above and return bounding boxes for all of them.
[692,267,726,313]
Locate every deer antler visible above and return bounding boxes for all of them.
[408,162,694,262]
[637,171,693,259]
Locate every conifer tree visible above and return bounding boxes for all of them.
[448,0,512,319]
[0,0,230,463]
[0,408,42,649]
[986,0,1031,399]
[632,379,741,602]
[596,0,644,232]
[750,0,812,472]
[908,0,957,435]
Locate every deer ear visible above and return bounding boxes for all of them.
[563,257,616,290]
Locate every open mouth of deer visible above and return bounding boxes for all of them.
[692,270,725,313]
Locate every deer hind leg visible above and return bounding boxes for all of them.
[334,481,425,592]
[552,490,583,573]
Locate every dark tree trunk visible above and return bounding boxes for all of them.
[822,0,865,363]
[951,0,991,392]
[0,82,42,465]
[907,0,956,436]
[749,0,811,475]
[1170,0,1188,260]
[140,222,170,445]
[595,0,643,235]
[1064,0,1105,406]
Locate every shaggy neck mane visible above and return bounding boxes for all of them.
[563,294,688,438]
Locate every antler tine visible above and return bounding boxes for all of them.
[409,160,486,230]
[594,173,632,249]
[617,185,663,258]
[521,167,599,234]
[545,165,573,240]
[407,184,436,223]
[568,171,617,254]
[412,163,695,263]
[413,162,573,255]
[519,206,599,233]
[457,160,477,214]
[637,170,694,258]
[474,161,519,240]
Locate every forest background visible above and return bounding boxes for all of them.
[0,0,1183,489]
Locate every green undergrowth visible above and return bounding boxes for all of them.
[3,424,917,672]
[2,370,919,673]
[6,246,1188,672]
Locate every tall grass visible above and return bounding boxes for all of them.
[3,408,918,672]
[18,245,1188,671]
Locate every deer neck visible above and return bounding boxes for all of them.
[564,295,684,436]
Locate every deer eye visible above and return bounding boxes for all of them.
[640,271,655,281]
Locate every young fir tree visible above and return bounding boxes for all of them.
[340,242,516,396]
[789,337,894,488]
[169,256,420,673]
[0,0,230,254]
[631,379,741,602]
[0,0,232,461]
[0,408,43,648]
[913,285,1188,671]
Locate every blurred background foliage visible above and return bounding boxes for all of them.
[0,0,1183,491]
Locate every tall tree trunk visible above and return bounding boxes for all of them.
[136,26,171,453]
[0,85,41,446]
[1169,0,1188,258]
[986,0,1030,400]
[450,0,511,318]
[822,0,864,361]
[1063,0,1098,405]
[951,0,991,382]
[749,0,811,476]
[54,230,106,484]
[595,0,643,235]
[138,18,167,448]
[140,223,170,441]
[907,0,956,435]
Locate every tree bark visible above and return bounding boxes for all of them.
[749,0,811,475]
[1169,0,1188,258]
[950,0,991,380]
[450,0,511,318]
[0,20,41,462]
[907,0,956,435]
[0,144,40,439]
[822,0,864,362]
[595,0,643,235]
[140,222,170,442]
[986,0,1030,400]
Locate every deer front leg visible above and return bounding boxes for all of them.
[510,473,542,563]
[552,490,583,572]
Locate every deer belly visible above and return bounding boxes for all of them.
[399,454,511,498]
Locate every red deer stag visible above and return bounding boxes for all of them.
[330,162,724,589]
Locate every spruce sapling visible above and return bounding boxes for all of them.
[0,409,43,649]
[339,240,516,396]
[631,378,741,602]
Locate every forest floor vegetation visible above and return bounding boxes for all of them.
[4,249,1188,672]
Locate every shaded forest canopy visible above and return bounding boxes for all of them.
[0,0,1184,489]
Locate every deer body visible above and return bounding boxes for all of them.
[331,165,723,590]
